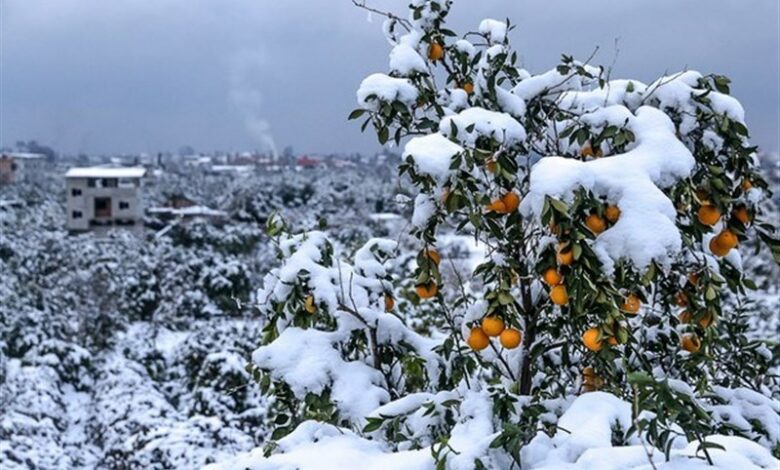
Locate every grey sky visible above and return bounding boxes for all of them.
[1,0,778,156]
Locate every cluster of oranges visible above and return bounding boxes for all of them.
[486,192,521,214]
[467,316,523,351]
[672,272,713,354]
[415,248,441,300]
[581,366,604,392]
[696,186,753,257]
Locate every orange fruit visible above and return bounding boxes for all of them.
[501,192,521,213]
[416,282,438,299]
[424,248,441,266]
[698,311,714,328]
[550,285,569,306]
[384,294,395,312]
[688,272,700,286]
[481,316,505,337]
[697,204,721,226]
[582,366,604,392]
[741,179,753,191]
[582,328,603,352]
[428,42,444,61]
[605,205,620,223]
[485,160,497,173]
[542,268,563,286]
[715,229,738,250]
[556,244,574,266]
[733,206,750,225]
[674,291,688,307]
[486,198,507,213]
[499,328,522,349]
[681,333,701,353]
[580,144,594,158]
[621,294,641,315]
[304,295,317,314]
[462,82,474,95]
[709,237,730,257]
[585,213,606,234]
[607,336,619,346]
[467,327,490,351]
[678,310,693,324]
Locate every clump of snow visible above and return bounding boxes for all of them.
[479,19,508,44]
[521,106,695,272]
[357,73,419,111]
[403,133,464,180]
[389,43,428,76]
[439,107,527,148]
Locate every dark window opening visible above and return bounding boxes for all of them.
[87,178,96,188]
[94,197,112,217]
[119,201,130,210]
[71,188,82,197]
[72,210,83,219]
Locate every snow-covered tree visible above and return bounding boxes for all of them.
[222,1,780,468]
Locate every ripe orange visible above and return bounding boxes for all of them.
[481,316,505,337]
[428,42,444,61]
[384,294,395,312]
[580,144,594,158]
[741,179,753,191]
[607,336,619,346]
[732,206,750,225]
[715,229,738,250]
[416,282,438,299]
[486,198,507,213]
[304,295,317,314]
[542,268,563,286]
[424,248,441,266]
[585,213,606,234]
[485,160,497,173]
[582,366,604,392]
[605,205,621,223]
[681,333,701,353]
[697,204,721,226]
[556,244,574,266]
[582,328,603,352]
[674,291,688,307]
[467,327,490,351]
[678,310,693,324]
[688,272,700,286]
[709,237,731,257]
[501,192,520,213]
[499,328,522,349]
[699,311,714,328]
[621,294,641,315]
[550,285,569,306]
[462,82,474,95]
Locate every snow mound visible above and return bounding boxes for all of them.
[403,133,464,180]
[357,73,419,111]
[439,107,526,148]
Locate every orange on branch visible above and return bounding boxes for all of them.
[681,333,701,353]
[304,295,317,314]
[486,198,507,213]
[424,248,441,266]
[605,205,621,223]
[582,328,603,352]
[501,192,520,213]
[715,228,738,250]
[461,82,474,95]
[733,206,751,225]
[585,213,606,234]
[697,204,721,226]
[384,294,395,312]
[467,327,490,351]
[550,285,569,306]
[428,42,444,61]
[556,244,574,266]
[499,328,522,349]
[542,268,563,286]
[415,282,438,299]
[481,316,505,337]
[621,294,641,315]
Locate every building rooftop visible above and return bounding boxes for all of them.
[65,167,147,179]
[5,152,46,160]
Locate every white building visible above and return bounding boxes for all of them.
[65,167,146,232]
[0,152,46,184]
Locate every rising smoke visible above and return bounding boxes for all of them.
[228,49,278,158]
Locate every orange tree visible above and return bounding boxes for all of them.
[250,0,779,464]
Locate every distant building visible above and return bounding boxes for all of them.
[0,152,46,184]
[65,167,147,232]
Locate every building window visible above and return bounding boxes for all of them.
[103,178,118,188]
[119,201,130,210]
[72,210,83,219]
[87,178,96,188]
[71,188,82,197]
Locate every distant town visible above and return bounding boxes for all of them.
[0,141,401,234]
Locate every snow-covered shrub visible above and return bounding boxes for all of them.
[222,1,780,468]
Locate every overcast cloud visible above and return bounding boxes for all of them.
[1,0,778,156]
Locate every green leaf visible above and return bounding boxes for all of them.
[348,109,366,120]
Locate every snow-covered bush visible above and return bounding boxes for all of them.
[220,1,780,468]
